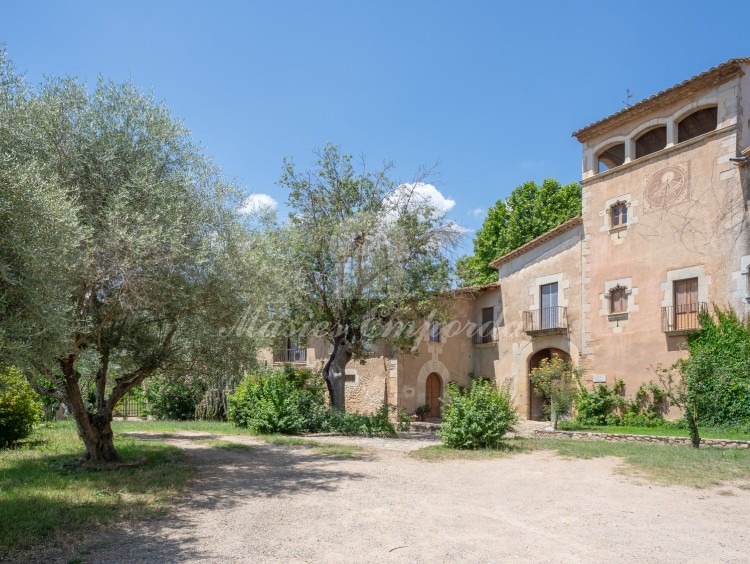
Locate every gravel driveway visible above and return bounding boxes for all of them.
[36,431,750,563]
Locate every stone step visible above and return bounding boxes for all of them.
[408,421,442,433]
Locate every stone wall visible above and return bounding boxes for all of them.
[533,429,750,449]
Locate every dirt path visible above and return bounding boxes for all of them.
[41,431,750,563]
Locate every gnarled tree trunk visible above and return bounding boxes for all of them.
[323,336,352,411]
[60,357,122,463]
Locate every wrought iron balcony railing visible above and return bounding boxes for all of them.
[472,325,498,345]
[523,307,568,335]
[272,348,308,364]
[661,303,707,334]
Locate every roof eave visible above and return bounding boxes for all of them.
[572,58,750,143]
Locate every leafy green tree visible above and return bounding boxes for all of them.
[456,179,581,287]
[0,51,267,462]
[277,144,461,410]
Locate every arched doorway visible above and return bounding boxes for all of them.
[528,348,570,421]
[425,372,442,420]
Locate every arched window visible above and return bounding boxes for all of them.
[609,285,628,314]
[635,126,667,159]
[678,106,718,143]
[597,143,625,173]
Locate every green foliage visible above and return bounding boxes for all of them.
[529,355,580,428]
[0,49,272,458]
[575,380,624,425]
[397,409,413,431]
[683,307,750,426]
[323,405,397,437]
[228,366,397,437]
[439,379,518,449]
[0,368,41,447]
[277,144,460,374]
[456,178,581,286]
[575,379,665,427]
[228,367,326,435]
[143,375,204,421]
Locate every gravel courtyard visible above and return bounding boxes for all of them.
[41,432,750,563]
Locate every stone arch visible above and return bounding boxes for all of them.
[415,360,451,407]
[528,348,570,421]
[516,336,580,420]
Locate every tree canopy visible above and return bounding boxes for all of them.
[456,179,581,287]
[277,144,461,409]
[0,48,268,462]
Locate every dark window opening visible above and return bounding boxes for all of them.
[678,107,718,143]
[635,126,667,159]
[597,143,625,173]
[429,321,440,343]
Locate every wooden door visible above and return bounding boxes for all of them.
[425,373,442,419]
[674,278,698,330]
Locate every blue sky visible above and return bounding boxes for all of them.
[2,1,747,256]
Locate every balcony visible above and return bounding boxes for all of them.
[661,303,707,335]
[272,348,307,364]
[523,307,568,336]
[472,326,498,345]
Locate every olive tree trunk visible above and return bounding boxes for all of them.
[323,336,352,411]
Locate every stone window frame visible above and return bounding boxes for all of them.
[529,273,570,311]
[610,201,628,230]
[730,256,750,304]
[608,284,629,317]
[599,194,638,239]
[599,278,638,332]
[660,265,710,310]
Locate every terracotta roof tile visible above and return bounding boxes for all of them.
[573,58,750,142]
[489,216,582,269]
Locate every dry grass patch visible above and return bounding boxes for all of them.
[257,434,366,458]
[529,438,750,489]
[409,442,527,461]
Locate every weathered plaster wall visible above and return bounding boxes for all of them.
[579,71,750,399]
[495,225,583,418]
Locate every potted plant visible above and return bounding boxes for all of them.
[415,404,431,422]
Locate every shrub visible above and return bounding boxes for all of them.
[228,367,327,434]
[0,368,42,446]
[683,307,750,427]
[529,355,580,429]
[228,366,397,437]
[575,379,665,426]
[439,379,518,449]
[144,374,203,420]
[323,404,397,437]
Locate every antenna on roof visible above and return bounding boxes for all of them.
[622,89,633,108]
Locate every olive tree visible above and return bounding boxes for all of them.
[1,53,265,462]
[278,145,461,410]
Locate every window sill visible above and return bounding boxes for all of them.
[609,225,628,234]
[607,312,629,322]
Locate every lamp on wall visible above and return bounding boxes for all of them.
[729,156,748,166]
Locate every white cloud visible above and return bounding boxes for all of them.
[238,194,278,214]
[447,221,473,235]
[469,207,484,218]
[393,182,456,213]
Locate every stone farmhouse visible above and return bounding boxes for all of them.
[263,58,750,421]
